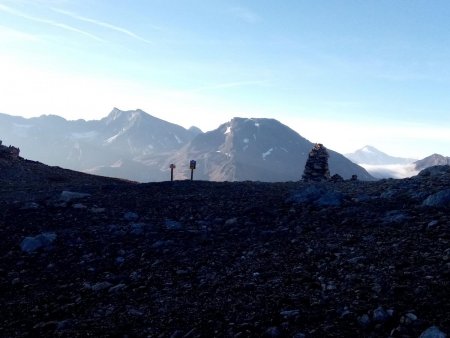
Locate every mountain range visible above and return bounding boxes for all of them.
[414,153,450,171]
[345,145,449,179]
[0,108,374,182]
[345,145,416,165]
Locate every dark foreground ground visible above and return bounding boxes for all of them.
[0,158,449,337]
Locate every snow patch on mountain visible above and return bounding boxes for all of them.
[111,160,123,168]
[105,133,121,144]
[174,135,182,144]
[262,148,274,160]
[361,146,374,153]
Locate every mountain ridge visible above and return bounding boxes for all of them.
[345,145,416,165]
[1,109,374,182]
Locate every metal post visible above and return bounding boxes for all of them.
[189,160,196,181]
[169,164,176,181]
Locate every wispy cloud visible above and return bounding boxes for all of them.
[51,8,153,44]
[189,80,269,93]
[0,25,40,42]
[0,3,104,41]
[229,6,261,24]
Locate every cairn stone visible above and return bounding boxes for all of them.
[302,143,330,182]
[0,141,20,159]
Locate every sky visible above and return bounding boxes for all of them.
[1,0,450,159]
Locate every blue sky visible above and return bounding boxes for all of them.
[1,0,450,158]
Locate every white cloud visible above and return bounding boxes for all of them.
[360,164,419,179]
[51,8,153,44]
[0,3,104,41]
[0,55,236,130]
[0,25,40,42]
[284,116,450,159]
[188,80,270,93]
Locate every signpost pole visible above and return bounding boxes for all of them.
[169,164,176,182]
[189,160,196,181]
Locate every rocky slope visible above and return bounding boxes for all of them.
[415,154,450,171]
[0,156,449,337]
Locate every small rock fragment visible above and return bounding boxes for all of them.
[20,232,57,253]
[60,191,90,202]
[124,211,139,221]
[419,326,447,338]
[91,281,113,292]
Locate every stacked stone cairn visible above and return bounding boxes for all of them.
[302,143,330,182]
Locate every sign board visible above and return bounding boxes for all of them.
[190,160,196,170]
[170,164,176,169]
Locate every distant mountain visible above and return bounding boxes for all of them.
[0,111,374,182]
[414,154,450,171]
[0,108,200,181]
[165,117,374,181]
[345,146,450,179]
[345,145,416,165]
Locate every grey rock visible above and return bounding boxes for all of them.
[419,165,450,177]
[130,223,145,235]
[427,220,439,229]
[165,219,183,230]
[72,203,87,209]
[151,240,168,249]
[127,308,144,317]
[90,207,105,213]
[380,190,397,199]
[419,326,447,338]
[358,314,371,328]
[55,320,73,331]
[422,189,450,207]
[280,309,300,319]
[91,281,113,292]
[383,210,410,223]
[129,271,142,281]
[400,312,417,325]
[263,326,282,338]
[109,283,126,293]
[60,191,90,202]
[372,306,389,323]
[293,333,306,338]
[21,202,39,209]
[290,186,343,207]
[124,211,139,221]
[225,217,238,226]
[20,232,57,253]
[170,330,184,338]
[347,256,367,264]
[316,191,344,206]
[289,186,326,204]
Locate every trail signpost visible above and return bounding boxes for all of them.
[169,164,176,181]
[189,160,196,181]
